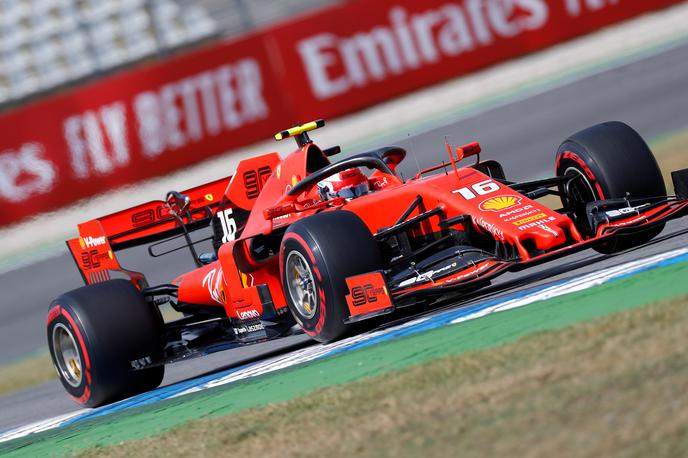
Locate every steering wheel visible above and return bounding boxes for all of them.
[287,155,393,197]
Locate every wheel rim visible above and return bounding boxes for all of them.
[563,166,597,231]
[285,251,318,319]
[52,323,83,388]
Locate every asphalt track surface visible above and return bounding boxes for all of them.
[1,42,688,433]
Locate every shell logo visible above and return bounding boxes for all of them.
[479,195,522,212]
[204,193,214,201]
[78,237,85,249]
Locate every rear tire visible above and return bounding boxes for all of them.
[280,211,382,343]
[556,121,666,254]
[47,279,164,407]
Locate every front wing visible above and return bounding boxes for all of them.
[344,197,688,322]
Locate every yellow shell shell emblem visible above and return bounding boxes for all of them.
[78,238,85,249]
[479,195,522,212]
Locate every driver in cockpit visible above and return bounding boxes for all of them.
[316,168,370,201]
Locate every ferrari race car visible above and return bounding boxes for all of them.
[47,119,688,406]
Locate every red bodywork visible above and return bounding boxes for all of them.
[66,135,688,323]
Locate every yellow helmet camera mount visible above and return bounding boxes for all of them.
[274,119,326,148]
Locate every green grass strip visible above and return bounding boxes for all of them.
[84,292,688,457]
[4,259,688,457]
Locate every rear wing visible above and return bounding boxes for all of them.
[67,152,281,286]
[67,177,230,286]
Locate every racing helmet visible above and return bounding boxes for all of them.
[317,168,370,201]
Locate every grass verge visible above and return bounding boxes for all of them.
[0,352,55,396]
[79,295,688,458]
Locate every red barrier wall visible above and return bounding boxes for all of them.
[271,0,684,121]
[0,0,682,226]
[0,33,291,226]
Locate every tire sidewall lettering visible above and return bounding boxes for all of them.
[557,144,608,200]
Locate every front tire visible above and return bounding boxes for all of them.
[556,121,666,254]
[280,211,382,343]
[47,279,164,407]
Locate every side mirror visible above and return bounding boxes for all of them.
[456,142,481,159]
[166,191,190,216]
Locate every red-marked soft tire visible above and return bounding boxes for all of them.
[556,121,666,254]
[280,211,382,343]
[47,279,164,407]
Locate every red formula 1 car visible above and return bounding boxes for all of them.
[47,119,688,406]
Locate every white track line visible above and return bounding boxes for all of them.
[0,411,83,443]
[451,248,688,324]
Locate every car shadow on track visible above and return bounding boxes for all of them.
[160,337,314,387]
